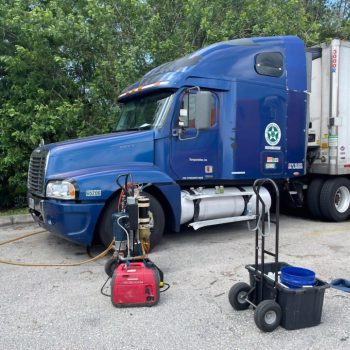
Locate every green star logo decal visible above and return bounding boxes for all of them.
[265,123,281,146]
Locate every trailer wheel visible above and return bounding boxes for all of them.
[98,192,165,250]
[320,178,350,221]
[254,299,282,332]
[307,178,324,219]
[228,282,251,310]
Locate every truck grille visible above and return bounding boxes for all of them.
[27,148,48,196]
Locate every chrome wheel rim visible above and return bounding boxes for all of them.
[334,186,350,213]
[237,291,247,304]
[264,310,277,325]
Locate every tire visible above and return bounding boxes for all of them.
[98,192,165,250]
[254,299,282,332]
[320,177,350,221]
[98,195,119,248]
[228,282,251,310]
[142,192,165,249]
[104,258,119,278]
[307,178,324,219]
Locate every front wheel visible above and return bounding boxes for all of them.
[254,299,282,332]
[320,177,350,221]
[98,192,165,250]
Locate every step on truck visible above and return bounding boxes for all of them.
[27,36,350,248]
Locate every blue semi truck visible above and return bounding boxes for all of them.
[27,36,350,248]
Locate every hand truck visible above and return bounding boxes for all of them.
[228,178,329,332]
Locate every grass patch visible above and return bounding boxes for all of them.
[0,207,28,216]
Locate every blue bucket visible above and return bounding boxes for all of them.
[280,266,316,288]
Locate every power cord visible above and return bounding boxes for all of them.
[160,283,170,293]
[101,276,111,297]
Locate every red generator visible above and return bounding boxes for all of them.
[111,262,160,307]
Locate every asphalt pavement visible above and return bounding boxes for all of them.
[0,214,349,350]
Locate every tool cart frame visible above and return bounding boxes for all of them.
[228,178,329,332]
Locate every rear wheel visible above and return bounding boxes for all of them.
[320,178,350,221]
[228,282,251,310]
[307,178,324,219]
[98,192,165,250]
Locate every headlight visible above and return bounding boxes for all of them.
[46,180,76,200]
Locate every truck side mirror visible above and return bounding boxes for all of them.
[179,108,188,127]
[194,91,212,129]
[173,89,212,140]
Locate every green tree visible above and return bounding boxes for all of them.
[0,0,149,207]
[1,0,349,209]
[143,0,322,64]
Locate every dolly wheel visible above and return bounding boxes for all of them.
[254,300,282,332]
[104,258,119,278]
[228,282,250,310]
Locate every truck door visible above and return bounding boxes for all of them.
[170,90,220,180]
[235,52,287,178]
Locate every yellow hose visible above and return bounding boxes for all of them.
[0,229,46,246]
[0,229,114,267]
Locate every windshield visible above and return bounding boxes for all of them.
[115,91,175,131]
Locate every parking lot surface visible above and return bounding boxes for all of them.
[0,214,349,350]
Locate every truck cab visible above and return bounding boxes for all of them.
[28,36,308,248]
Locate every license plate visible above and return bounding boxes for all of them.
[28,197,35,209]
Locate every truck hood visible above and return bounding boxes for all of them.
[44,131,155,178]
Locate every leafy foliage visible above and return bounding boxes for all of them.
[0,0,350,208]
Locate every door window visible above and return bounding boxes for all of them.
[179,91,217,129]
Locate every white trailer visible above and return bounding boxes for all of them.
[306,39,350,221]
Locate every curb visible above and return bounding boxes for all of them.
[0,214,34,227]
